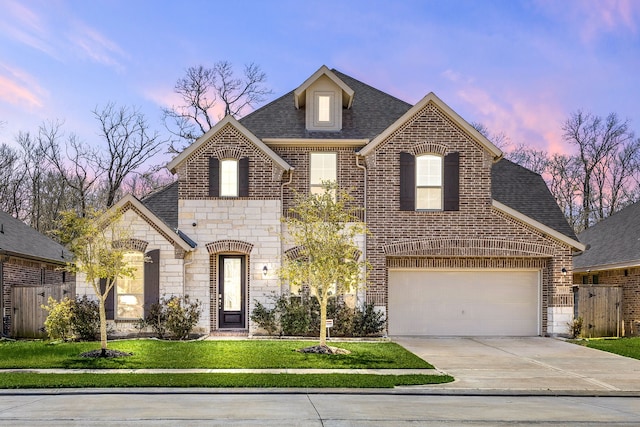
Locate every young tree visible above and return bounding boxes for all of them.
[56,208,134,356]
[162,61,272,149]
[280,182,369,350]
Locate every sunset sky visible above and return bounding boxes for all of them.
[0,0,638,160]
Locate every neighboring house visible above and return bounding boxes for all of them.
[573,201,640,335]
[0,211,74,337]
[76,65,584,337]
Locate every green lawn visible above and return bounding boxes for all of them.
[578,337,640,360]
[0,339,432,369]
[0,339,453,388]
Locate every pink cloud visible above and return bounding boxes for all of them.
[0,64,46,109]
[142,85,227,123]
[454,80,571,156]
[0,1,58,58]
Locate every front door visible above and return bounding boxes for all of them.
[218,255,245,329]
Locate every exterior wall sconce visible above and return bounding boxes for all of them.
[561,267,567,276]
[263,265,268,277]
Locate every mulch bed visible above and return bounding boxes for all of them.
[80,349,132,358]
[296,345,351,355]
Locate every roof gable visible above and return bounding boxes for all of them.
[166,115,291,174]
[358,92,502,158]
[111,194,195,251]
[141,181,178,229]
[0,211,72,263]
[293,65,354,109]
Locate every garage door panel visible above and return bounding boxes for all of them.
[388,270,540,336]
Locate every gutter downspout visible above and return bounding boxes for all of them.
[280,169,294,293]
[355,155,367,308]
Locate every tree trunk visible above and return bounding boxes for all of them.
[319,297,327,347]
[98,296,108,356]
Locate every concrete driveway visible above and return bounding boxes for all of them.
[394,337,640,393]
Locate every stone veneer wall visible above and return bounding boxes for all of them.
[363,101,575,335]
[179,199,282,334]
[75,208,187,334]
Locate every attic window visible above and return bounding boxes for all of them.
[318,95,331,122]
[313,92,335,128]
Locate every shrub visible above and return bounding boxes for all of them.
[72,295,100,341]
[250,293,386,337]
[140,295,202,340]
[166,295,202,340]
[42,297,74,341]
[250,300,279,336]
[353,303,386,337]
[568,316,583,338]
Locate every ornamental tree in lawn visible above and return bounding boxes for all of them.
[55,208,134,356]
[280,181,369,349]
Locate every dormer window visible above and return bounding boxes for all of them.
[317,94,333,124]
[294,67,354,132]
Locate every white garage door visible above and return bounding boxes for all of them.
[388,270,540,336]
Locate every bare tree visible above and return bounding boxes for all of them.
[471,122,511,150]
[547,154,585,232]
[563,111,633,229]
[38,120,102,216]
[507,143,549,176]
[163,61,272,149]
[94,103,167,207]
[0,143,27,218]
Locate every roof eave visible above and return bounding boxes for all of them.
[492,200,586,251]
[573,260,640,273]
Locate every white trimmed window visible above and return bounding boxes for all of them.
[220,159,238,197]
[310,152,337,195]
[116,251,144,319]
[314,92,335,127]
[416,154,443,210]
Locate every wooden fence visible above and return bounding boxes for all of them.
[11,283,75,338]
[577,285,622,338]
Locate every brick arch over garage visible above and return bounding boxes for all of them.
[284,245,362,261]
[382,238,556,258]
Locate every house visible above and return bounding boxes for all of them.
[76,65,584,337]
[573,201,640,335]
[0,211,74,337]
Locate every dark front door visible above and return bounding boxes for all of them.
[218,255,245,329]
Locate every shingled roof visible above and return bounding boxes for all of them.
[0,211,72,264]
[239,69,412,140]
[573,201,640,270]
[492,159,578,241]
[141,181,179,229]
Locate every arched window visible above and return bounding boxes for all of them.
[416,154,443,210]
[116,251,144,319]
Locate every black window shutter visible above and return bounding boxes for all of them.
[144,249,160,317]
[209,157,219,197]
[239,157,249,197]
[100,278,115,320]
[444,152,460,211]
[399,152,415,211]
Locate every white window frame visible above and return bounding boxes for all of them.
[116,251,144,320]
[415,154,443,210]
[310,152,337,196]
[314,92,335,128]
[220,158,239,197]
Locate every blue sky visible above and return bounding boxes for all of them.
[0,0,638,159]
